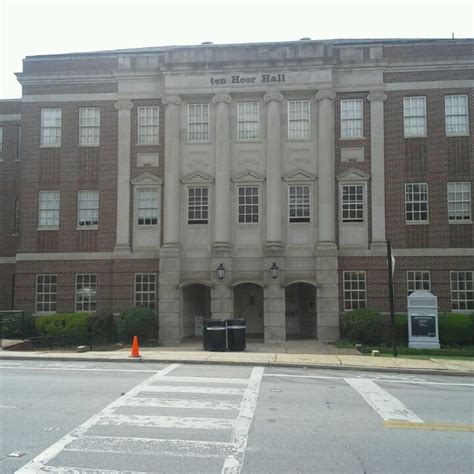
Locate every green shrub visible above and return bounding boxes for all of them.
[340,309,385,345]
[87,312,117,342]
[1,311,37,339]
[438,313,474,346]
[35,313,90,344]
[118,307,158,343]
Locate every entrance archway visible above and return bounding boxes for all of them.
[285,283,317,339]
[181,284,211,338]
[233,283,264,335]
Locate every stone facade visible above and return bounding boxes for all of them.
[0,38,473,343]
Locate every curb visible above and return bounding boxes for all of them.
[0,353,473,377]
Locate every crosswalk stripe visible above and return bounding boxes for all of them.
[141,385,244,395]
[64,435,232,458]
[345,378,423,423]
[96,413,234,430]
[122,397,240,411]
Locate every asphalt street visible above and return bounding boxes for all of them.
[0,360,472,473]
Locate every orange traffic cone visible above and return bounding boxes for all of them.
[130,335,141,358]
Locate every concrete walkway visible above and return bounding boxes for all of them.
[1,338,473,376]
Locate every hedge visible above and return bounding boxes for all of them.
[340,310,474,347]
[118,307,158,343]
[35,312,91,344]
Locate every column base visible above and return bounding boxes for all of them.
[113,244,131,254]
[212,242,231,252]
[370,241,388,253]
[264,241,284,252]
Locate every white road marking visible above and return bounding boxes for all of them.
[96,413,233,430]
[15,363,181,473]
[40,468,149,474]
[141,385,244,395]
[161,375,250,385]
[122,397,239,410]
[345,378,423,422]
[222,366,264,474]
[64,435,232,458]
[0,365,160,374]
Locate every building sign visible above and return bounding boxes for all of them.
[410,314,436,337]
[210,74,286,85]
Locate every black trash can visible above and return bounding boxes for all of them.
[203,319,227,352]
[226,319,246,351]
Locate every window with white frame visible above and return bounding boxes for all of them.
[447,182,471,222]
[188,104,209,141]
[138,106,159,144]
[341,99,363,138]
[407,271,431,295]
[288,100,310,139]
[343,271,366,310]
[41,108,62,146]
[75,274,97,312]
[78,190,99,227]
[238,186,259,223]
[79,108,100,146]
[341,185,364,222]
[0,126,3,158]
[405,183,428,223]
[36,274,57,313]
[450,271,474,310]
[445,95,469,136]
[288,185,310,223]
[187,187,209,224]
[403,97,426,137]
[137,188,158,225]
[238,102,259,139]
[38,191,60,228]
[135,273,156,309]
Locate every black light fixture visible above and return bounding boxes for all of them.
[216,263,225,280]
[270,262,279,279]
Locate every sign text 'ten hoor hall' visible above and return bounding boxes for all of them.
[210,74,287,85]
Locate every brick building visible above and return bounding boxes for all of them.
[0,38,472,344]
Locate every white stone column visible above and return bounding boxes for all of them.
[212,94,232,250]
[114,100,133,252]
[264,92,284,250]
[316,90,336,248]
[263,256,286,342]
[368,91,388,249]
[162,96,181,249]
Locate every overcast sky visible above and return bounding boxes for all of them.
[1,0,473,99]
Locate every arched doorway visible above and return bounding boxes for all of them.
[233,283,264,335]
[181,284,211,338]
[285,283,317,339]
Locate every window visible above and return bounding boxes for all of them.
[0,126,3,158]
[38,191,60,228]
[288,100,310,139]
[137,189,158,225]
[75,274,97,312]
[405,183,428,223]
[289,185,310,223]
[41,108,62,146]
[341,99,363,138]
[135,273,156,309]
[403,97,426,137]
[188,104,209,141]
[407,271,431,295]
[238,102,259,139]
[138,106,159,144]
[238,186,259,223]
[450,271,474,310]
[36,275,57,313]
[445,95,469,136]
[187,187,209,224]
[343,271,366,310]
[447,182,471,222]
[79,108,100,146]
[341,185,364,222]
[78,190,99,227]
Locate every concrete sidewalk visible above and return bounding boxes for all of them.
[1,339,473,376]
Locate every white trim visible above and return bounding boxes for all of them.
[15,251,160,261]
[23,93,117,102]
[0,257,16,264]
[0,114,21,121]
[385,80,474,91]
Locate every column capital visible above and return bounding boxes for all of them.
[212,94,232,104]
[114,100,133,111]
[368,91,388,102]
[315,90,336,101]
[162,95,182,106]
[264,92,283,103]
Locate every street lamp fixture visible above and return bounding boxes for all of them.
[216,263,226,280]
[270,262,279,279]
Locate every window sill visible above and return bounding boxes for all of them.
[78,144,100,148]
[136,142,160,147]
[40,144,61,148]
[405,221,430,225]
[404,135,427,139]
[287,138,312,143]
[137,224,159,228]
[76,226,98,230]
[236,138,262,144]
[37,227,59,231]
[446,133,470,138]
[185,140,211,145]
[339,136,366,141]
[448,220,472,225]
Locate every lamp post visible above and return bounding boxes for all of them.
[216,263,225,280]
[270,262,279,279]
